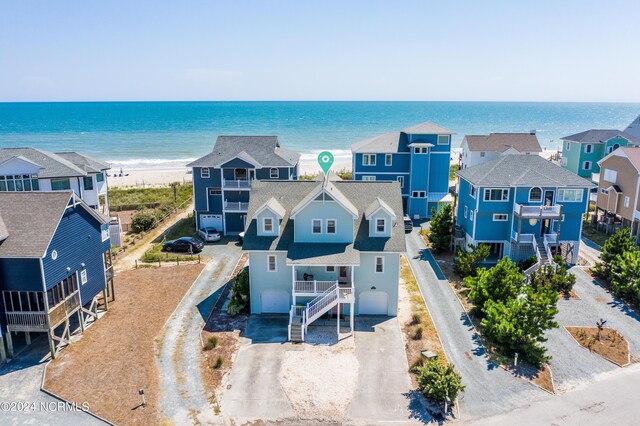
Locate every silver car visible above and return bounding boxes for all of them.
[198,227,221,242]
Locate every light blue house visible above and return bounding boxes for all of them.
[0,192,114,362]
[456,155,595,266]
[242,175,406,342]
[187,136,301,235]
[350,122,454,219]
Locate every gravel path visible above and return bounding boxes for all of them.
[157,243,241,424]
[405,230,549,420]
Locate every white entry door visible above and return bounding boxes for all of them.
[261,290,289,313]
[358,291,388,315]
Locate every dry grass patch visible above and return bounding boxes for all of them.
[44,264,205,425]
[531,364,554,394]
[566,326,630,367]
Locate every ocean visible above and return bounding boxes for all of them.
[0,101,638,170]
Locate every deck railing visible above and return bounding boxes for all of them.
[224,200,249,212]
[49,290,80,328]
[305,284,338,325]
[514,203,562,218]
[511,230,535,243]
[523,236,542,279]
[223,179,251,189]
[5,312,49,332]
[293,280,336,294]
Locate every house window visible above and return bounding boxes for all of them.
[201,168,210,178]
[529,187,542,202]
[601,188,609,195]
[96,173,104,183]
[376,218,386,233]
[312,219,322,234]
[326,219,336,234]
[561,157,568,166]
[267,255,277,272]
[470,210,474,221]
[363,154,376,166]
[51,178,71,191]
[412,191,426,198]
[414,147,428,154]
[362,176,376,181]
[565,142,571,151]
[557,188,583,202]
[603,169,617,183]
[208,188,222,195]
[397,176,404,188]
[375,256,384,273]
[385,154,393,166]
[270,168,279,179]
[624,196,630,208]
[101,226,109,242]
[0,174,39,192]
[583,161,592,171]
[263,217,273,233]
[80,269,88,285]
[464,205,468,218]
[480,152,485,157]
[326,266,335,272]
[83,176,94,190]
[484,188,509,201]
[437,135,449,145]
[493,214,508,221]
[469,184,476,198]
[46,274,78,309]
[584,144,593,153]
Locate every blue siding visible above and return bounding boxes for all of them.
[428,154,450,193]
[42,205,110,306]
[193,167,222,212]
[220,158,256,169]
[255,167,290,180]
[225,213,246,234]
[0,258,43,292]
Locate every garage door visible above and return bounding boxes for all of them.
[200,214,222,230]
[358,291,388,315]
[261,290,289,313]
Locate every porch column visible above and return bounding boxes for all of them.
[6,331,14,358]
[350,303,354,333]
[103,289,109,310]
[25,332,31,345]
[0,336,6,363]
[78,309,85,333]
[291,266,296,306]
[517,217,522,241]
[336,300,340,334]
[48,330,56,360]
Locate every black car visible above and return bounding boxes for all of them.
[163,237,204,253]
[403,215,413,232]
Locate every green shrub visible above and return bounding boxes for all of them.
[413,326,423,340]
[517,256,538,272]
[466,257,524,316]
[411,313,422,325]
[610,249,640,308]
[453,244,490,278]
[204,336,218,351]
[227,269,250,316]
[131,209,159,233]
[414,360,465,403]
[593,229,636,282]
[428,204,453,254]
[214,357,223,369]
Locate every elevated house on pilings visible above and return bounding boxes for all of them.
[0,191,114,362]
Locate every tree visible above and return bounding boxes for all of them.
[453,243,490,278]
[466,257,524,315]
[414,360,465,404]
[593,229,636,282]
[609,249,640,308]
[529,260,576,296]
[131,209,159,233]
[227,269,250,315]
[481,284,559,366]
[428,204,453,254]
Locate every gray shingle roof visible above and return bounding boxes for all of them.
[457,155,596,188]
[186,136,301,168]
[364,197,396,219]
[0,192,73,258]
[0,147,89,178]
[253,197,286,219]
[402,122,455,135]
[350,132,406,153]
[625,115,640,139]
[55,152,111,173]
[243,180,406,263]
[561,129,640,144]
[463,133,542,153]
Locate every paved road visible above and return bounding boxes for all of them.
[0,337,105,425]
[405,230,549,420]
[157,242,242,425]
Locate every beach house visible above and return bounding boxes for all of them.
[0,147,111,214]
[242,176,405,342]
[560,130,640,179]
[0,192,115,362]
[459,132,542,169]
[625,114,640,139]
[187,136,301,235]
[350,122,454,219]
[595,147,640,242]
[456,155,595,267]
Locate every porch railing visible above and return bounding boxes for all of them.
[288,305,306,341]
[5,312,49,332]
[305,284,339,325]
[523,236,542,279]
[514,203,562,218]
[293,280,336,294]
[224,200,249,212]
[49,290,81,328]
[223,179,251,189]
[511,230,535,243]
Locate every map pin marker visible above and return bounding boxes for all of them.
[317,151,334,175]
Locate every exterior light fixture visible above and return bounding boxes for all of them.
[529,218,538,226]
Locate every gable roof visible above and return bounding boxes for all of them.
[599,146,640,172]
[402,122,455,135]
[457,154,596,188]
[625,115,640,139]
[290,179,358,218]
[242,180,406,261]
[350,132,406,153]
[364,197,397,220]
[186,136,300,168]
[252,197,286,219]
[55,152,111,173]
[462,133,542,153]
[561,129,640,144]
[0,147,90,178]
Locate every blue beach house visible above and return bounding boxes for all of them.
[0,192,115,362]
[350,122,454,218]
[455,155,595,266]
[242,175,406,342]
[187,136,301,235]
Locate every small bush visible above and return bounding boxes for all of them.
[518,256,538,272]
[453,244,490,278]
[411,313,422,325]
[415,360,465,403]
[428,204,453,254]
[227,269,250,315]
[204,336,218,351]
[413,326,423,340]
[214,357,223,369]
[131,209,159,233]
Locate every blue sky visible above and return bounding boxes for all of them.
[1,0,639,102]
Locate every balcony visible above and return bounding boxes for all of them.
[223,179,251,190]
[5,290,80,332]
[224,200,249,212]
[511,230,535,243]
[513,203,562,219]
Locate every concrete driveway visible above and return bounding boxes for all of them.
[405,230,549,420]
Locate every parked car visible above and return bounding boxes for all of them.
[403,215,413,232]
[198,227,221,242]
[163,237,204,253]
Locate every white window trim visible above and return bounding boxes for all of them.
[326,266,335,272]
[561,214,565,222]
[267,255,277,272]
[201,167,210,178]
[480,151,485,157]
[565,142,571,151]
[493,213,508,221]
[603,168,617,183]
[483,188,510,202]
[80,269,88,285]
[529,187,542,202]
[375,256,385,274]
[397,176,404,188]
[262,217,274,233]
[584,144,593,154]
[601,188,609,195]
[326,218,337,234]
[375,218,387,234]
[362,176,376,181]
[624,196,630,208]
[437,135,450,145]
[582,161,592,171]
[469,184,476,198]
[312,218,323,234]
[363,154,376,166]
[557,188,584,202]
[385,154,393,166]
[412,191,426,198]
[464,205,468,218]
[270,168,279,178]
[470,210,474,221]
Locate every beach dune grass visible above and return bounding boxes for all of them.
[109,182,193,211]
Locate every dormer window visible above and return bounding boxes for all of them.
[376,218,386,233]
[263,217,273,233]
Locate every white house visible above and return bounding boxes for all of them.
[460,132,542,169]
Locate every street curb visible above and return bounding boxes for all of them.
[563,326,631,368]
